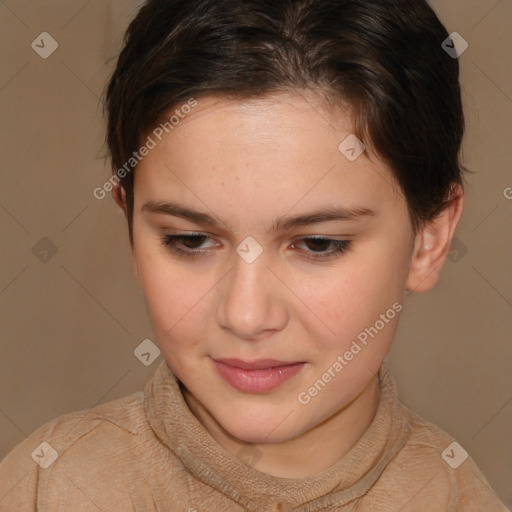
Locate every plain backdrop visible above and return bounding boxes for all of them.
[0,0,511,505]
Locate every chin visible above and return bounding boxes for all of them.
[229,427,290,445]
[218,411,300,445]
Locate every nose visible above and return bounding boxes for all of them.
[215,247,288,341]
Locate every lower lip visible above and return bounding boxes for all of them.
[213,360,306,393]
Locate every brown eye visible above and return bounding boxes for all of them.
[293,237,351,260]
[161,233,216,258]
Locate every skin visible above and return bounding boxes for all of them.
[113,91,463,478]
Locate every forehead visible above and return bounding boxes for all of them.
[134,92,403,220]
[166,91,353,142]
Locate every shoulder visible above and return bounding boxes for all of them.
[375,398,508,511]
[0,391,150,511]
[24,389,148,459]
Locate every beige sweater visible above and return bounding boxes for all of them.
[0,361,507,511]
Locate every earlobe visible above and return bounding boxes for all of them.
[406,185,464,293]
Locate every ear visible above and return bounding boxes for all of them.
[112,183,127,214]
[112,185,142,289]
[406,185,464,293]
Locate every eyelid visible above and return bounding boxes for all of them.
[162,231,352,245]
[162,230,354,240]
[160,231,352,260]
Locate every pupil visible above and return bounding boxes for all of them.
[184,235,205,248]
[308,239,329,252]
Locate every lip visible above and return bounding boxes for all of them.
[212,357,306,393]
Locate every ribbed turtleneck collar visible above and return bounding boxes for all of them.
[144,360,411,511]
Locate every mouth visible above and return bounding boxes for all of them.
[211,357,306,393]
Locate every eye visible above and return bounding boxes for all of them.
[160,233,352,260]
[291,237,352,260]
[160,233,217,258]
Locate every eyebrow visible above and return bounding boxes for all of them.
[141,201,376,233]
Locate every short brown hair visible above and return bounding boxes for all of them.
[104,0,466,245]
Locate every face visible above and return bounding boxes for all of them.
[129,92,416,444]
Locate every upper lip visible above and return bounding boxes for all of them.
[213,358,304,370]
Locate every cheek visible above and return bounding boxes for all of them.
[141,274,205,371]
[136,253,195,333]
[293,249,406,354]
[309,263,396,322]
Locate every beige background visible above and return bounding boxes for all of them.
[0,0,511,506]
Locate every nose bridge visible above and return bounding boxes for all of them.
[228,242,270,308]
[217,238,284,338]
[231,234,269,291]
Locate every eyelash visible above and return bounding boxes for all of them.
[160,233,352,261]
